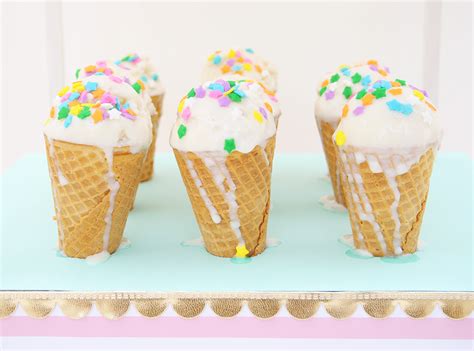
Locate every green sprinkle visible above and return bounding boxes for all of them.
[372,88,387,99]
[75,68,81,79]
[395,79,406,86]
[177,124,187,139]
[224,138,236,154]
[187,88,196,98]
[58,107,70,119]
[351,73,362,84]
[356,89,367,99]
[319,86,327,96]
[132,82,142,94]
[229,81,236,87]
[330,73,340,83]
[228,92,241,102]
[343,86,352,99]
[77,106,91,119]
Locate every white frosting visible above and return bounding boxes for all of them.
[115,54,165,96]
[201,48,278,92]
[170,80,278,153]
[319,194,346,212]
[335,85,442,149]
[44,75,152,151]
[315,62,390,124]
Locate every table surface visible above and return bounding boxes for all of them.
[1,152,472,292]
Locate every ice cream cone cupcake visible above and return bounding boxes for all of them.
[333,80,442,257]
[114,53,165,181]
[44,75,152,260]
[170,79,280,258]
[202,48,277,92]
[315,60,391,207]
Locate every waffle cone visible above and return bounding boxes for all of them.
[173,136,276,258]
[45,137,146,258]
[337,146,436,256]
[318,120,345,206]
[140,94,164,182]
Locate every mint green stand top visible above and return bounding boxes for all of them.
[0,153,472,292]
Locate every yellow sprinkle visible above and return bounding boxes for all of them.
[235,244,249,258]
[178,98,186,113]
[243,63,252,71]
[57,86,69,97]
[338,64,349,70]
[253,110,263,123]
[335,131,346,146]
[70,105,82,116]
[207,53,215,61]
[413,89,425,101]
[43,117,51,126]
[81,103,94,107]
[228,49,236,58]
[71,82,85,93]
[223,86,235,96]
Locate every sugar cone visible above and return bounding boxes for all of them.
[173,136,276,258]
[337,146,436,256]
[45,137,146,258]
[318,120,346,206]
[140,94,164,182]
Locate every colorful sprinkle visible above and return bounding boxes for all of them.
[132,82,142,94]
[389,88,402,95]
[395,79,406,86]
[343,86,352,99]
[386,99,413,115]
[325,90,335,100]
[361,93,375,106]
[91,109,103,123]
[85,82,98,92]
[253,110,264,123]
[356,89,367,99]
[195,86,206,98]
[218,96,231,107]
[181,106,191,121]
[187,88,196,98]
[177,124,187,139]
[224,138,236,153]
[351,73,362,84]
[64,114,73,128]
[235,244,249,258]
[334,131,346,146]
[58,107,69,119]
[342,104,349,117]
[319,86,327,96]
[372,88,387,99]
[353,106,365,116]
[330,73,340,83]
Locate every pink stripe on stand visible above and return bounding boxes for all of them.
[1,317,473,339]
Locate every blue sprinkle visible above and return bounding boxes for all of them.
[85,82,98,92]
[232,64,242,71]
[59,102,68,110]
[95,72,105,76]
[213,55,222,65]
[209,83,224,92]
[64,115,73,128]
[245,48,254,54]
[68,92,80,101]
[361,75,372,87]
[373,80,391,89]
[114,60,121,65]
[341,67,351,76]
[234,89,246,97]
[141,75,148,83]
[151,73,159,81]
[400,104,413,115]
[386,99,413,116]
[115,98,121,110]
[122,102,130,110]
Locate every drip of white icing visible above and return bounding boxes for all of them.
[48,137,68,186]
[86,251,111,265]
[339,234,354,247]
[202,154,244,245]
[261,148,270,166]
[183,156,221,224]
[102,147,120,252]
[266,237,282,248]
[119,237,131,250]
[353,248,374,257]
[319,194,346,212]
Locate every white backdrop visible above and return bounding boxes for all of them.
[1,1,472,171]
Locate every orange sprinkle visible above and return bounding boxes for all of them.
[50,107,55,118]
[92,88,105,98]
[367,59,378,66]
[391,81,401,87]
[378,69,388,77]
[97,67,105,73]
[389,88,402,96]
[342,104,349,117]
[237,57,244,63]
[138,80,145,90]
[84,65,96,73]
[264,102,273,113]
[127,108,137,116]
[221,65,231,74]
[69,100,79,107]
[255,64,262,73]
[361,93,375,106]
[425,100,437,111]
[91,109,103,123]
[321,79,329,87]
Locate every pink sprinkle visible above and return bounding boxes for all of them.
[325,90,335,100]
[96,60,107,67]
[132,56,141,63]
[196,86,206,98]
[218,96,231,107]
[102,109,110,119]
[235,50,242,57]
[109,76,123,83]
[101,93,115,104]
[244,58,252,63]
[226,59,235,66]
[354,106,365,116]
[79,91,88,103]
[270,96,278,103]
[182,106,191,121]
[104,68,113,76]
[369,65,378,72]
[209,90,223,99]
[61,92,71,102]
[121,111,136,120]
